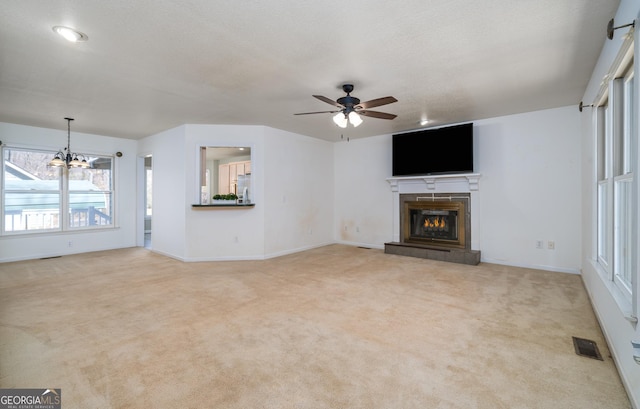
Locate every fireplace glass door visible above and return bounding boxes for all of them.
[402,201,465,248]
[410,209,458,241]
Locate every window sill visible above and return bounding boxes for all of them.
[1,225,120,238]
[192,204,255,209]
[589,259,637,326]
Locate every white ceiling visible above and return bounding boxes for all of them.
[0,0,620,142]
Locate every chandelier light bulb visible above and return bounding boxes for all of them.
[48,154,65,167]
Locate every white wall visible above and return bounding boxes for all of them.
[0,122,137,262]
[139,124,333,261]
[263,127,334,257]
[579,0,640,406]
[138,125,187,260]
[475,107,581,273]
[183,124,265,261]
[333,106,582,273]
[334,134,394,248]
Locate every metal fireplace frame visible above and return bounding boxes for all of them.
[403,200,466,249]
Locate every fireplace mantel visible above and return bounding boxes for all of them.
[386,173,481,250]
[386,173,481,193]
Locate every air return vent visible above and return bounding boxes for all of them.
[572,336,603,360]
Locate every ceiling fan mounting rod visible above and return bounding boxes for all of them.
[338,84,360,114]
[342,84,354,94]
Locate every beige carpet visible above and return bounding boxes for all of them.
[0,244,630,408]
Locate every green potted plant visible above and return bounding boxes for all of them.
[212,193,238,204]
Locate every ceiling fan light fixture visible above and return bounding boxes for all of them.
[296,84,397,128]
[333,112,348,128]
[348,111,363,127]
[52,26,88,42]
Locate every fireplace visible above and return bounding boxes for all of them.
[403,201,465,249]
[385,189,480,265]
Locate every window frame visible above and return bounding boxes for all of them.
[593,40,636,305]
[2,144,116,236]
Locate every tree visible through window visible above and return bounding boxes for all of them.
[2,147,114,233]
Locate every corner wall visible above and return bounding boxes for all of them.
[333,134,394,248]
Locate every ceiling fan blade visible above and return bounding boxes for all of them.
[358,110,397,120]
[356,96,397,109]
[313,95,344,108]
[294,110,341,115]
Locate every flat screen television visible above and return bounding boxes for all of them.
[392,123,473,176]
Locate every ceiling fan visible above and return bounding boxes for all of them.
[294,84,397,128]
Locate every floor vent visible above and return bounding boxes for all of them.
[572,336,603,360]
[357,247,371,249]
[40,256,62,260]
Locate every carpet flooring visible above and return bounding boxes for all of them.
[0,244,631,408]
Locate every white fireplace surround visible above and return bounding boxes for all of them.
[387,173,481,250]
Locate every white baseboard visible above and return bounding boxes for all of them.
[333,240,384,250]
[263,241,335,260]
[480,256,580,274]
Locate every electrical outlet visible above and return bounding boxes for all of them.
[536,240,543,249]
[234,236,239,243]
[548,240,555,250]
[356,227,360,233]
[344,225,347,231]
[68,241,72,247]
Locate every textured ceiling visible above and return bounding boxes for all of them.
[0,0,620,141]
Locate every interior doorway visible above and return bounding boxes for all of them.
[144,155,152,249]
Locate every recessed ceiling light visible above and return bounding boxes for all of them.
[420,119,430,126]
[52,26,88,42]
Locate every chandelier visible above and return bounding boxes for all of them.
[48,117,90,169]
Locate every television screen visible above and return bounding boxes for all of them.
[392,123,473,176]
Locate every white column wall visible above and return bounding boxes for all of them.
[138,125,188,260]
[263,127,334,258]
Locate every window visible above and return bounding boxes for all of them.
[595,54,635,300]
[2,146,114,234]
